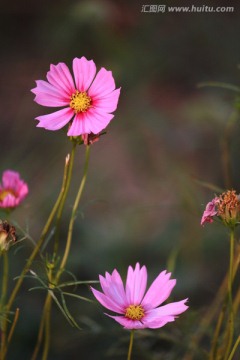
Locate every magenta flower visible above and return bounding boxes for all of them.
[31,56,120,137]
[0,170,28,209]
[201,197,219,226]
[91,263,188,330]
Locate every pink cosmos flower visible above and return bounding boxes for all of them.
[201,197,219,226]
[0,170,28,209]
[91,263,188,330]
[31,56,120,137]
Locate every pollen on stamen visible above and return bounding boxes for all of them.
[125,304,145,321]
[70,91,92,113]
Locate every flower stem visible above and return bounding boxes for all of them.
[56,145,90,282]
[53,143,76,256]
[227,335,240,360]
[0,252,9,359]
[127,330,135,360]
[31,145,90,359]
[1,252,8,305]
[223,228,235,360]
[184,240,240,360]
[31,295,50,360]
[6,152,72,313]
[42,293,52,360]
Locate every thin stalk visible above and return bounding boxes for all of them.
[31,297,49,360]
[183,246,240,360]
[209,304,226,360]
[6,308,19,346]
[1,252,8,304]
[6,153,72,313]
[56,145,90,282]
[223,229,235,360]
[227,335,240,360]
[0,252,9,359]
[53,143,76,255]
[42,293,52,360]
[127,330,135,360]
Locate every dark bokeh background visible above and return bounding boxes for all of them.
[0,0,239,359]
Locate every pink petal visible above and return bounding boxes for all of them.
[106,314,146,329]
[142,271,176,310]
[99,270,127,308]
[72,57,96,92]
[36,108,73,131]
[2,171,20,189]
[201,197,219,226]
[32,80,69,101]
[125,263,147,305]
[90,287,123,314]
[141,299,188,329]
[93,88,121,114]
[146,299,189,318]
[18,183,28,200]
[84,108,114,134]
[67,112,91,136]
[0,194,19,208]
[33,95,69,107]
[47,62,75,95]
[88,68,116,98]
[143,315,175,329]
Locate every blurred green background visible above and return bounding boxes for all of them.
[0,0,239,359]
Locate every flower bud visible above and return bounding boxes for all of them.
[0,220,17,252]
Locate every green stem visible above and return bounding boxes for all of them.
[1,252,8,305]
[0,252,9,359]
[31,297,49,360]
[6,153,72,313]
[53,143,76,256]
[183,247,240,360]
[209,303,226,360]
[223,228,235,360]
[42,293,52,360]
[56,145,90,282]
[227,335,240,360]
[127,330,135,360]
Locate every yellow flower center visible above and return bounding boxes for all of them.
[125,305,145,321]
[70,91,91,113]
[0,190,16,202]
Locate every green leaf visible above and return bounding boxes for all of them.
[62,291,93,303]
[57,280,99,288]
[197,81,240,92]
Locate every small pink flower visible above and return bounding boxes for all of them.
[91,263,188,330]
[31,57,120,137]
[0,170,28,209]
[201,197,219,226]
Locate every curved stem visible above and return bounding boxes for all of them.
[56,145,90,282]
[6,152,72,313]
[127,330,135,360]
